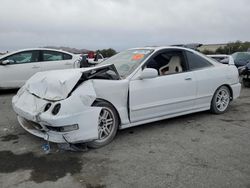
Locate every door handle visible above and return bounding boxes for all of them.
[64,62,71,65]
[32,66,40,69]
[185,77,192,81]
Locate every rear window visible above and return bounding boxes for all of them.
[63,53,72,60]
[186,51,212,70]
[43,51,63,61]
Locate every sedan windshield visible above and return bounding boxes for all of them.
[98,49,153,78]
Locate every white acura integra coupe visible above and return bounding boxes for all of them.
[12,47,241,148]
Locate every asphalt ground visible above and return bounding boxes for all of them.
[0,87,249,188]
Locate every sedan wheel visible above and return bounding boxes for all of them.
[88,101,119,148]
[210,86,231,114]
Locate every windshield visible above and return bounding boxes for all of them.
[98,49,154,78]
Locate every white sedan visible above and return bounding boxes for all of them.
[0,48,81,89]
[12,46,241,148]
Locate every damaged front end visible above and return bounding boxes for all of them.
[12,64,120,144]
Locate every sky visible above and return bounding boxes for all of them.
[0,0,249,52]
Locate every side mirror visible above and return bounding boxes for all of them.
[0,59,14,65]
[140,68,158,79]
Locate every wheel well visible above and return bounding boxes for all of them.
[216,84,233,100]
[210,84,233,110]
[223,84,233,100]
[92,98,121,125]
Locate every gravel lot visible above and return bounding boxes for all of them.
[0,87,250,188]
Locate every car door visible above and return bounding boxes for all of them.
[0,50,41,88]
[40,50,74,72]
[129,49,197,123]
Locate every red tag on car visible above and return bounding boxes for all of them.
[132,54,144,61]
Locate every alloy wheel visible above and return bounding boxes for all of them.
[98,107,115,141]
[215,88,230,112]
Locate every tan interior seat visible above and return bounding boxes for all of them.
[159,56,182,75]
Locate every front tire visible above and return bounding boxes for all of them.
[88,101,119,148]
[210,86,231,114]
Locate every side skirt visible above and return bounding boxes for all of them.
[120,106,210,129]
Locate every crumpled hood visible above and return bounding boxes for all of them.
[25,69,84,101]
[24,64,119,101]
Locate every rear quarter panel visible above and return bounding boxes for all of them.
[194,64,239,109]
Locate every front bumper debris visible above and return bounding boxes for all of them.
[12,88,101,144]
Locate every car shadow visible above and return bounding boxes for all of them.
[117,110,211,137]
[0,89,18,95]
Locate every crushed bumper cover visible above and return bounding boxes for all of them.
[231,83,241,99]
[12,88,101,144]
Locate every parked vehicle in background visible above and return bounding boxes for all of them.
[238,62,250,87]
[208,54,229,63]
[88,52,105,64]
[232,52,250,67]
[0,48,82,89]
[79,52,105,67]
[12,46,241,148]
[208,54,236,66]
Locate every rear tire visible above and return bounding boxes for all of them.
[87,101,119,148]
[210,86,231,114]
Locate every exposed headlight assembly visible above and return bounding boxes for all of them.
[52,103,61,115]
[44,103,52,112]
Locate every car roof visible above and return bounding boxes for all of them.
[207,54,229,57]
[128,46,197,52]
[0,48,75,59]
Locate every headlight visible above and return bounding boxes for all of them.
[44,103,52,112]
[52,103,61,115]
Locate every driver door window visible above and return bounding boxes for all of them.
[0,50,41,88]
[146,51,187,76]
[3,51,39,64]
